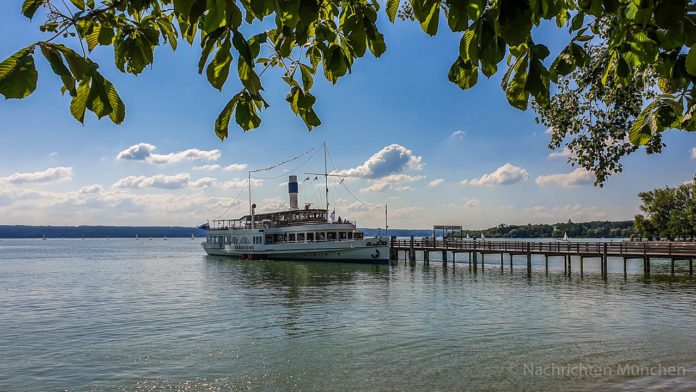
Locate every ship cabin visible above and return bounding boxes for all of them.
[205,208,364,249]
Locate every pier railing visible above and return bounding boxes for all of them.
[390,239,696,258]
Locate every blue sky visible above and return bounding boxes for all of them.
[1,3,694,229]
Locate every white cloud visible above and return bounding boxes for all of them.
[0,167,73,184]
[536,168,594,187]
[222,178,262,189]
[548,147,572,159]
[112,173,192,189]
[450,130,465,140]
[691,147,696,159]
[428,178,444,187]
[544,127,554,134]
[223,163,248,171]
[463,197,481,208]
[116,143,221,164]
[48,152,59,158]
[359,174,425,192]
[256,197,287,212]
[189,177,217,188]
[463,164,530,186]
[335,144,423,178]
[193,164,222,171]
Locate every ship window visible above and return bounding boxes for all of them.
[265,235,273,244]
[348,232,353,239]
[297,233,305,242]
[339,232,347,240]
[289,233,296,242]
[307,232,314,242]
[317,232,325,241]
[327,232,337,241]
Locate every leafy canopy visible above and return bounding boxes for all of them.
[3,0,696,184]
[634,176,696,241]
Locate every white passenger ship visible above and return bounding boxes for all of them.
[201,147,389,264]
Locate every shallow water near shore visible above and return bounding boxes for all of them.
[1,238,696,391]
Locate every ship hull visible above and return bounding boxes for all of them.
[202,240,389,264]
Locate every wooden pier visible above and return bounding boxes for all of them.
[390,237,696,278]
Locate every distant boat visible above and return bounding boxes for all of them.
[481,232,486,240]
[136,234,139,240]
[191,234,195,240]
[42,234,46,240]
[466,233,470,239]
[562,232,569,241]
[149,236,152,240]
[163,235,168,241]
[107,235,109,240]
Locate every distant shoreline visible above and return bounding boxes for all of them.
[0,221,636,239]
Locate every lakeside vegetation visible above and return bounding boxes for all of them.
[448,221,636,239]
[634,177,696,241]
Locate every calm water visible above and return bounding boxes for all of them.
[2,238,696,391]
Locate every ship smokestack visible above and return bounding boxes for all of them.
[288,175,299,210]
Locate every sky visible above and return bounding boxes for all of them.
[1,3,695,229]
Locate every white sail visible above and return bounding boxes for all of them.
[563,232,569,241]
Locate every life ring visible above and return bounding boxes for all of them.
[371,249,380,259]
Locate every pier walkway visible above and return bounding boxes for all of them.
[390,238,696,278]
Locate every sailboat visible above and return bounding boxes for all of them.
[191,234,195,240]
[42,233,46,240]
[136,234,139,240]
[163,235,168,241]
[466,233,470,239]
[562,232,569,241]
[481,232,486,240]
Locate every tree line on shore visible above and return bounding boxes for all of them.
[634,176,696,241]
[449,221,636,239]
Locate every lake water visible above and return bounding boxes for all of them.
[1,238,696,391]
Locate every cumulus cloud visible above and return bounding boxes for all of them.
[193,164,222,171]
[0,167,73,184]
[48,152,59,158]
[389,206,423,216]
[116,143,221,164]
[548,147,572,159]
[463,197,481,208]
[428,178,444,187]
[360,174,425,192]
[335,144,423,178]
[691,147,696,159]
[113,173,192,189]
[189,177,217,188]
[450,130,466,140]
[536,168,594,187]
[544,127,554,134]
[222,178,262,189]
[223,163,248,171]
[462,164,529,186]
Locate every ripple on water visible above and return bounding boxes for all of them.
[1,238,696,391]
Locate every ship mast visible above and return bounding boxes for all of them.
[324,141,329,222]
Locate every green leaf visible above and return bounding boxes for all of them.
[21,0,43,19]
[39,44,76,96]
[505,55,529,110]
[0,47,38,99]
[498,0,533,46]
[215,94,240,140]
[238,59,262,94]
[204,0,226,33]
[459,29,479,62]
[386,0,400,23]
[446,0,468,32]
[70,80,90,123]
[235,93,261,130]
[69,0,86,11]
[103,78,125,124]
[86,24,102,52]
[448,57,479,90]
[630,105,658,145]
[686,45,696,76]
[158,18,178,51]
[414,0,440,36]
[86,72,112,119]
[206,38,232,90]
[300,63,314,90]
